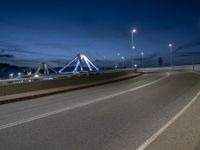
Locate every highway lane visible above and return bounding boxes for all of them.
[0,71,200,150]
[0,72,166,126]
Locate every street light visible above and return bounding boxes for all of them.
[34,74,40,78]
[116,52,121,69]
[131,28,137,67]
[141,52,144,68]
[121,56,125,68]
[134,64,138,68]
[168,43,173,68]
[103,56,106,70]
[9,73,14,79]
[17,72,21,77]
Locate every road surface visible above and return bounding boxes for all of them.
[0,71,200,150]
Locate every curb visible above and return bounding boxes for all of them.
[0,73,142,104]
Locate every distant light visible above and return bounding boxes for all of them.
[27,72,32,75]
[132,28,137,33]
[47,77,53,80]
[34,74,39,78]
[134,64,138,68]
[141,52,144,55]
[9,73,14,78]
[121,56,124,59]
[117,52,120,56]
[17,72,21,76]
[132,46,136,49]
[169,43,172,47]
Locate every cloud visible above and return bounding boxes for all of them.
[1,57,44,68]
[175,41,200,52]
[82,24,128,39]
[0,18,32,29]
[36,42,93,49]
[35,42,103,58]
[0,33,33,42]
[176,51,200,58]
[0,40,39,54]
[198,18,200,30]
[1,56,70,68]
[0,48,41,55]
[0,40,70,58]
[134,53,158,61]
[0,54,14,58]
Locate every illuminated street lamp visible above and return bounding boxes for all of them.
[34,74,40,78]
[116,52,121,69]
[27,72,32,76]
[121,56,125,68]
[103,56,106,70]
[141,52,144,68]
[17,72,21,77]
[131,28,137,67]
[168,43,173,68]
[134,64,138,68]
[9,73,14,79]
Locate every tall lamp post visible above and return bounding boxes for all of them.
[131,28,137,68]
[103,56,106,70]
[168,43,173,68]
[141,52,144,69]
[116,52,120,69]
[121,56,125,68]
[117,52,120,56]
[9,73,14,79]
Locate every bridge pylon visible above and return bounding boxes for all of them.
[34,62,57,76]
[59,53,99,73]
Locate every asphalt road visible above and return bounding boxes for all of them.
[0,71,200,150]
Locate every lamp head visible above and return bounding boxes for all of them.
[132,28,137,33]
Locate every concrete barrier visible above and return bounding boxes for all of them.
[0,70,140,99]
[137,64,200,72]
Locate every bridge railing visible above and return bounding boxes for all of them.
[137,64,200,72]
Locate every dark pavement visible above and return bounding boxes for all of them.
[0,71,200,150]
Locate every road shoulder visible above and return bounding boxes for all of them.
[146,91,200,150]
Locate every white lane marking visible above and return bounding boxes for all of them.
[136,87,200,150]
[0,73,170,130]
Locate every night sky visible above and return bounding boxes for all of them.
[0,0,200,67]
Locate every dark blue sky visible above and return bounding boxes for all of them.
[0,0,200,67]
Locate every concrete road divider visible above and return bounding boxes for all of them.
[0,70,142,103]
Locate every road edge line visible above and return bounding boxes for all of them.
[0,72,170,130]
[136,86,200,150]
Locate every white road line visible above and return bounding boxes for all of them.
[0,73,170,131]
[136,86,200,150]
